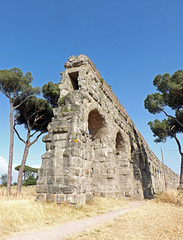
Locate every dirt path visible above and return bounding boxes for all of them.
[5,201,145,240]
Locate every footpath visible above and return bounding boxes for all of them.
[5,201,145,240]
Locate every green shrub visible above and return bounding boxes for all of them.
[100,78,104,84]
[0,174,8,186]
[58,97,65,106]
[23,176,37,186]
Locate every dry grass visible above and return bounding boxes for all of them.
[0,186,128,238]
[0,185,36,200]
[2,187,183,240]
[155,189,183,206]
[68,201,183,240]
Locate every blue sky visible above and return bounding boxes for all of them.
[0,0,182,182]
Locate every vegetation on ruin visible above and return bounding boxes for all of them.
[58,96,65,106]
[60,105,70,112]
[124,114,129,121]
[144,70,183,188]
[100,78,104,84]
[59,104,76,113]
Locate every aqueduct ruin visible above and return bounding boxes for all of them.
[36,54,179,205]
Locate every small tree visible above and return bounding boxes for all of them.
[144,70,183,189]
[0,174,8,186]
[0,68,39,194]
[14,96,53,194]
[15,165,38,182]
[23,175,37,186]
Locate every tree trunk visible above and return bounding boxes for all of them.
[17,142,30,195]
[178,154,183,190]
[15,128,43,194]
[7,101,14,194]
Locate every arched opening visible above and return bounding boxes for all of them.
[88,109,105,139]
[115,132,124,152]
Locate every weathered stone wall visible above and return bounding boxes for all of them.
[36,55,179,205]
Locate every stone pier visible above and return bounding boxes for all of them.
[36,55,179,205]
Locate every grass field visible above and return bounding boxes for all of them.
[67,201,183,240]
[67,190,183,240]
[0,186,128,238]
[1,187,183,240]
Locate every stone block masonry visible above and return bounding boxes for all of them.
[36,54,179,205]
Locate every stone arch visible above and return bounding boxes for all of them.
[88,109,106,140]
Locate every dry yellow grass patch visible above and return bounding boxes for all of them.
[155,189,183,206]
[0,185,36,200]
[0,186,128,238]
[68,201,183,240]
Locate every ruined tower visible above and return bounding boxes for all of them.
[36,55,179,205]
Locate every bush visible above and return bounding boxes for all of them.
[0,174,8,186]
[23,176,37,187]
[156,190,183,206]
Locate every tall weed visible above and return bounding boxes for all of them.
[156,189,183,206]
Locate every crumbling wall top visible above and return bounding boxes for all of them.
[64,54,102,79]
[64,54,90,69]
[63,54,152,150]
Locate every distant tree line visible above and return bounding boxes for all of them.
[0,164,38,187]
